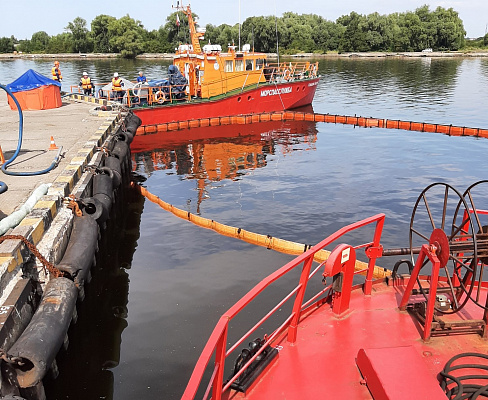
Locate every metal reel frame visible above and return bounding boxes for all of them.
[409,182,478,314]
[453,180,488,311]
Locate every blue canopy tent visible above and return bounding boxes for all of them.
[7,69,62,110]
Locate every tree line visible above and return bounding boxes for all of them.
[0,6,486,57]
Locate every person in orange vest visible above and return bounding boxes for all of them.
[51,61,62,83]
[111,72,124,102]
[79,71,94,95]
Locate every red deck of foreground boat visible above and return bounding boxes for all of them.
[182,184,488,400]
[231,279,487,399]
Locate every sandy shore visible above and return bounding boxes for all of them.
[0,51,488,60]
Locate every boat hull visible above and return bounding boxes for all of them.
[133,78,320,126]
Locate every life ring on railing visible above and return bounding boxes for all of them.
[283,69,291,80]
[154,90,166,104]
[311,65,317,77]
[133,82,143,97]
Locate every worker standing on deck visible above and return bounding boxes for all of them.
[51,61,62,83]
[79,72,93,96]
[112,72,124,102]
[136,71,147,83]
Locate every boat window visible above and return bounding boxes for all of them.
[225,60,233,72]
[245,59,253,71]
[235,59,244,72]
[256,58,265,70]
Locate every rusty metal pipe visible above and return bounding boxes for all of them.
[382,247,421,256]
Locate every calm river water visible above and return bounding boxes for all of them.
[2,57,488,399]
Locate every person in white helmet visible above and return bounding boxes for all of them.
[79,71,93,96]
[111,72,125,102]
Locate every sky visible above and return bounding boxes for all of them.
[2,0,487,40]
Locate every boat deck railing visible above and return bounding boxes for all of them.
[68,61,319,107]
[182,213,385,400]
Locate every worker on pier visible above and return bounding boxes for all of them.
[111,72,125,102]
[79,72,94,96]
[51,61,62,83]
[137,71,147,83]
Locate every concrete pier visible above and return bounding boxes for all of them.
[0,90,128,385]
[0,91,124,280]
[0,91,110,218]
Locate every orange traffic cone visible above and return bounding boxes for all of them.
[48,136,59,150]
[0,145,5,165]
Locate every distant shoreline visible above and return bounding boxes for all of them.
[1,51,488,60]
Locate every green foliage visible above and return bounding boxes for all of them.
[47,33,73,53]
[6,5,471,55]
[29,31,50,53]
[91,15,116,53]
[107,15,145,58]
[165,11,201,49]
[0,37,15,53]
[66,17,92,53]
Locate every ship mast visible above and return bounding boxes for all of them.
[174,2,204,54]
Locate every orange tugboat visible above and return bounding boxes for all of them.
[129,3,319,127]
[182,181,488,399]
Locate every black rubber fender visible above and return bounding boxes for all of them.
[3,278,77,389]
[93,193,112,225]
[111,141,129,164]
[56,215,98,280]
[104,156,122,189]
[81,196,103,222]
[93,168,114,199]
[114,130,130,144]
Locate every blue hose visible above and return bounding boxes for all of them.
[0,84,63,194]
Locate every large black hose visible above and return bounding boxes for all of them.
[3,278,77,390]
[56,215,99,298]
[440,352,488,399]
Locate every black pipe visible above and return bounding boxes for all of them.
[382,247,421,256]
[111,141,129,165]
[56,216,99,296]
[104,156,122,189]
[3,278,77,390]
[92,168,114,226]
[93,168,113,198]
[93,193,112,226]
[81,197,104,222]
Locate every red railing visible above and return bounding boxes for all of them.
[182,213,386,400]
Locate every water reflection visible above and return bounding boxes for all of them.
[316,57,470,124]
[132,120,319,212]
[44,187,144,400]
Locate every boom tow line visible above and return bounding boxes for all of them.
[131,182,390,279]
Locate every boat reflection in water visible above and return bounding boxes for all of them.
[131,109,319,211]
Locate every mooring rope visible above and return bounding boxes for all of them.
[131,182,390,279]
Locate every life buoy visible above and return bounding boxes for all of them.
[283,69,291,80]
[311,65,317,77]
[133,82,143,97]
[154,90,166,104]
